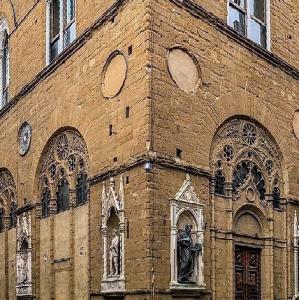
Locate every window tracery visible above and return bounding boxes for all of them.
[0,169,17,230]
[210,119,283,207]
[39,130,89,216]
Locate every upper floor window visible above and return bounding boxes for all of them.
[0,19,9,109]
[228,0,268,48]
[46,0,76,63]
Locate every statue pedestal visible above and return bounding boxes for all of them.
[101,276,125,294]
[170,283,209,298]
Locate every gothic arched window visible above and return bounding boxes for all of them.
[210,119,283,205]
[76,173,88,205]
[42,187,51,217]
[9,201,17,228]
[215,170,225,195]
[39,130,89,213]
[57,178,69,213]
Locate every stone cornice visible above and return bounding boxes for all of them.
[89,151,211,185]
[1,0,299,120]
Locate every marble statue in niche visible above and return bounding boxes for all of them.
[16,212,32,296]
[109,229,120,276]
[177,224,202,283]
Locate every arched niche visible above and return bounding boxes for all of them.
[170,174,205,290]
[36,128,89,215]
[101,176,125,293]
[0,168,17,230]
[209,117,284,208]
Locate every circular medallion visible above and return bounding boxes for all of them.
[18,122,32,156]
[167,47,201,93]
[246,187,256,203]
[101,52,127,98]
[242,123,257,146]
[293,110,299,140]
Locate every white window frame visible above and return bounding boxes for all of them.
[45,0,76,65]
[227,0,271,50]
[0,18,9,109]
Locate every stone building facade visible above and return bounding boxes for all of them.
[0,0,298,299]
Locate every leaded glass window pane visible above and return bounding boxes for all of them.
[249,0,265,22]
[248,18,266,47]
[76,173,88,205]
[9,201,17,228]
[228,0,267,48]
[228,6,246,35]
[42,188,51,218]
[215,170,225,195]
[232,0,245,8]
[57,179,69,213]
[51,0,60,40]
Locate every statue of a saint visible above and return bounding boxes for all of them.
[177,224,202,283]
[17,252,29,285]
[109,229,120,276]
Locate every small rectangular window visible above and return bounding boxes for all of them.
[228,0,268,48]
[48,0,76,62]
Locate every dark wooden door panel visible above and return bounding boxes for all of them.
[235,247,261,300]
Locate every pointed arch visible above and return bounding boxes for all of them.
[210,116,284,207]
[36,127,89,215]
[0,168,17,229]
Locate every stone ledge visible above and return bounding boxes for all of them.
[170,283,210,298]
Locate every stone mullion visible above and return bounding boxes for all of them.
[209,177,216,299]
[265,193,274,299]
[69,188,76,208]
[70,196,75,300]
[3,215,9,299]
[226,180,234,300]
[50,213,55,300]
[49,196,57,215]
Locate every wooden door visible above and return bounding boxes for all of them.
[235,246,261,300]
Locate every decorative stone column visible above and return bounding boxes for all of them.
[170,174,206,291]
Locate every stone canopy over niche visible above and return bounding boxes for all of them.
[210,118,283,208]
[101,51,127,98]
[167,47,201,93]
[293,110,299,140]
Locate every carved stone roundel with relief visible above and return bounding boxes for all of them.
[18,122,32,156]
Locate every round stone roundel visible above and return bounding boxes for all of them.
[167,47,201,93]
[18,122,32,156]
[293,110,299,140]
[101,52,127,98]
